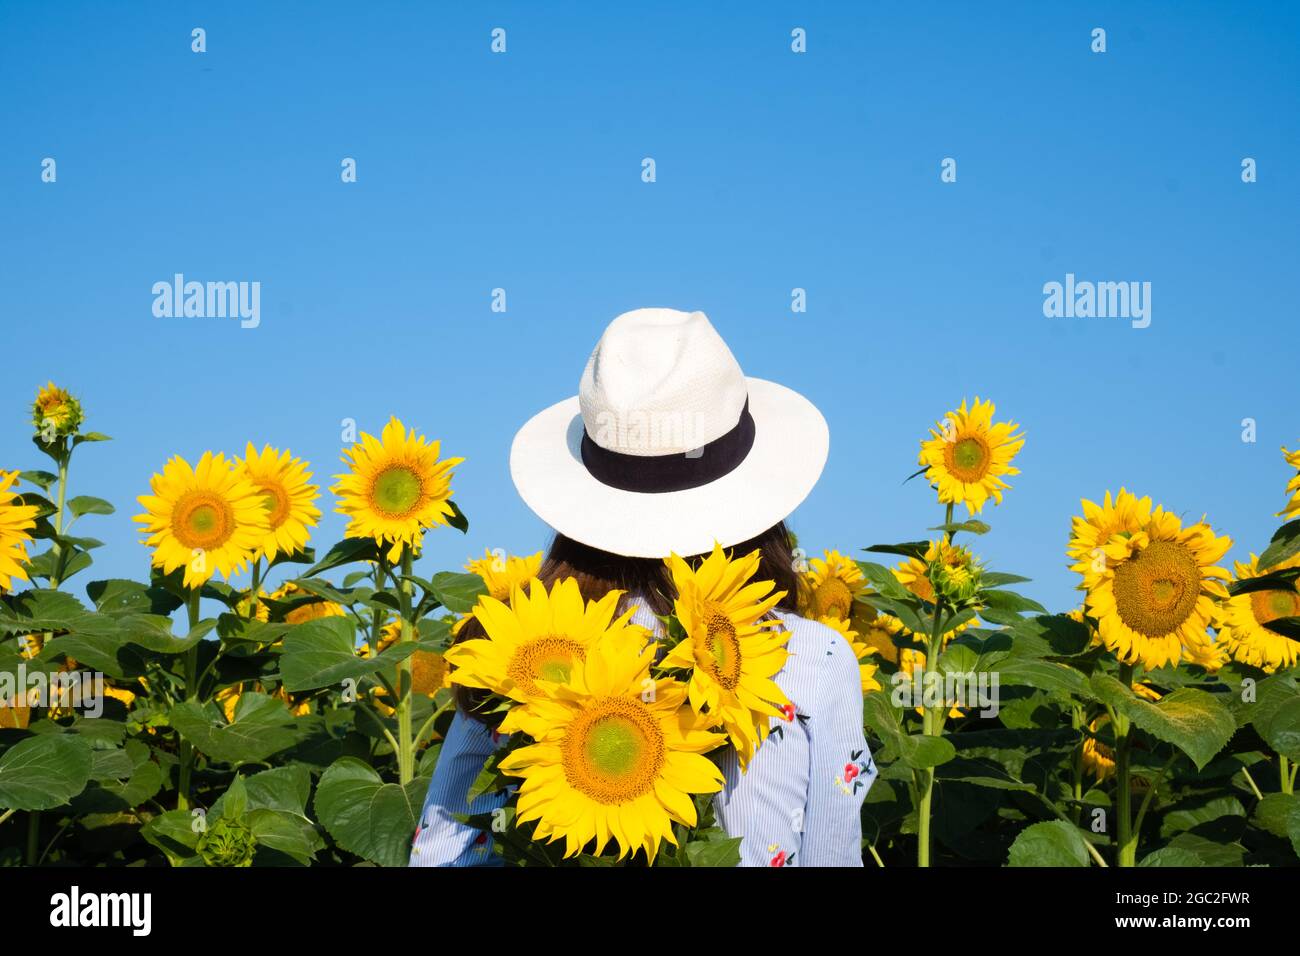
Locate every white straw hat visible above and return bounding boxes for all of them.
[509,308,829,558]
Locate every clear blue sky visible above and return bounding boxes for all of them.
[2,1,1297,614]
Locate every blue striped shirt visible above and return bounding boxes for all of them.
[408,607,875,867]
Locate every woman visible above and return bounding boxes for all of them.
[409,307,875,867]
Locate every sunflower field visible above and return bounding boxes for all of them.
[2,384,1299,868]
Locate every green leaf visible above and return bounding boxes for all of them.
[999,614,1093,658]
[929,520,990,535]
[66,496,115,518]
[684,833,742,867]
[998,659,1094,700]
[314,757,429,867]
[1259,696,1300,762]
[141,809,202,864]
[1253,793,1299,839]
[1258,519,1300,570]
[1007,820,1090,867]
[447,499,470,534]
[72,431,111,446]
[854,561,913,601]
[280,616,413,693]
[86,578,183,616]
[900,734,956,769]
[247,808,324,865]
[979,589,1048,616]
[170,693,300,765]
[0,733,94,809]
[17,470,58,492]
[428,571,489,615]
[862,542,930,561]
[1138,846,1206,867]
[980,572,1031,587]
[304,538,382,577]
[0,589,98,635]
[1264,616,1300,641]
[1091,675,1236,770]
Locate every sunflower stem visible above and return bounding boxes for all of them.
[247,558,262,618]
[26,446,72,866]
[1070,705,1085,825]
[916,596,947,868]
[414,696,454,751]
[1281,755,1293,795]
[396,546,417,785]
[177,588,202,811]
[1240,765,1264,801]
[1114,662,1136,866]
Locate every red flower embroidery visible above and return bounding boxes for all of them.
[781,703,796,722]
[844,762,860,782]
[770,850,788,867]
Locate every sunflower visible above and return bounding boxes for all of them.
[373,619,452,696]
[1067,489,1153,586]
[31,381,83,438]
[1217,555,1300,673]
[661,543,792,770]
[883,538,980,642]
[236,443,321,562]
[498,634,727,862]
[1082,716,1116,781]
[0,471,39,593]
[452,549,544,635]
[1083,505,1232,671]
[851,601,902,664]
[217,682,311,721]
[800,550,868,620]
[242,580,347,626]
[1181,636,1228,673]
[134,452,268,589]
[819,615,882,693]
[896,647,964,718]
[918,397,1024,515]
[332,417,463,563]
[1280,446,1300,520]
[446,577,647,704]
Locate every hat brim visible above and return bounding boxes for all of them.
[509,377,829,558]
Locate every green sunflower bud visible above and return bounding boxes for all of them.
[31,382,84,440]
[197,816,256,868]
[928,539,983,606]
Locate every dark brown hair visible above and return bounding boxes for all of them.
[453,521,800,722]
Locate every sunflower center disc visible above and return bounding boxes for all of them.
[1252,589,1300,625]
[947,436,990,481]
[259,484,289,529]
[813,577,853,619]
[173,493,234,550]
[704,610,742,689]
[564,698,665,804]
[1112,540,1201,638]
[371,466,423,517]
[509,636,586,695]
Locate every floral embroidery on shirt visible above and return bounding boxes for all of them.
[767,843,795,867]
[834,749,875,796]
[411,823,424,855]
[768,704,808,741]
